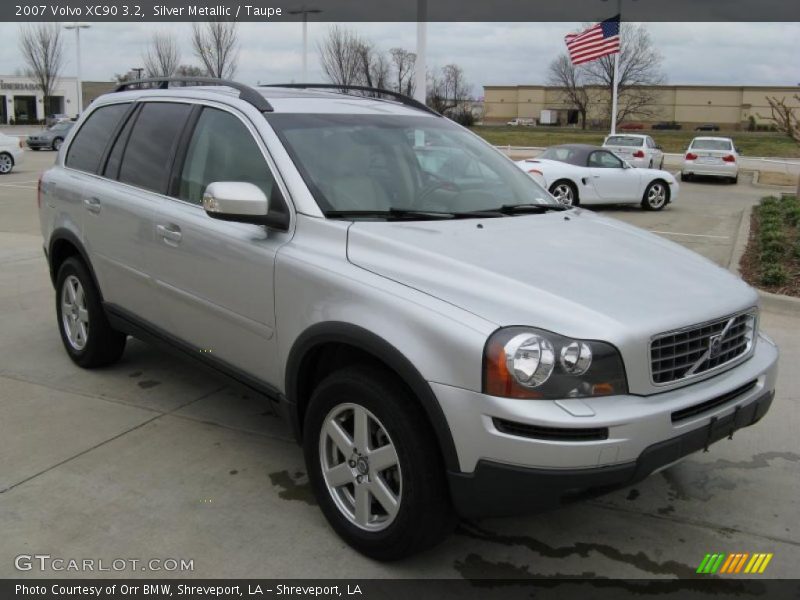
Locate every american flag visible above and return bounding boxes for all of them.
[565,16,621,65]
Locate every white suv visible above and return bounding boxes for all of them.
[38,78,778,560]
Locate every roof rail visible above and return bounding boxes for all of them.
[260,83,440,116]
[113,77,273,112]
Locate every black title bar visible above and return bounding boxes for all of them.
[3,0,800,22]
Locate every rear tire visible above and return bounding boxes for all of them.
[680,172,691,182]
[304,365,455,560]
[730,175,739,184]
[55,257,127,368]
[549,180,579,206]
[0,152,13,174]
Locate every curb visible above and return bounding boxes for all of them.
[728,204,800,315]
[750,169,798,191]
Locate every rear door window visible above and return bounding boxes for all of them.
[118,102,193,194]
[65,103,130,173]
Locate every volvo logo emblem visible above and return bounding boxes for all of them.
[708,333,724,358]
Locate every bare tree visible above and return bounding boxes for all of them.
[547,54,590,129]
[18,23,64,122]
[353,41,391,90]
[581,23,665,126]
[318,25,363,90]
[761,95,800,197]
[428,64,472,114]
[191,22,239,79]
[389,47,416,97]
[175,64,207,77]
[143,31,180,78]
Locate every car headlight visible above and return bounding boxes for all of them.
[483,327,628,399]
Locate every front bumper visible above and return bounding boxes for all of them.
[434,334,778,517]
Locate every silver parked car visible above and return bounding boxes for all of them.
[602,133,664,169]
[26,121,75,151]
[681,136,740,183]
[39,78,778,560]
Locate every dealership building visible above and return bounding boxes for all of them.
[0,75,115,124]
[483,84,800,129]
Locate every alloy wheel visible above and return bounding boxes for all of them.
[319,402,402,531]
[0,154,12,174]
[551,183,574,205]
[61,275,90,350]
[647,183,667,208]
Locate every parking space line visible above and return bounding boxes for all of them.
[0,180,39,186]
[0,184,37,190]
[649,230,729,239]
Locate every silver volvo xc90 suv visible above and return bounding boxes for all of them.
[38,78,779,560]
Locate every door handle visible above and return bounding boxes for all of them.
[83,197,101,214]
[156,224,182,243]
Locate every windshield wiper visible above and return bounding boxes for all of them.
[495,203,570,214]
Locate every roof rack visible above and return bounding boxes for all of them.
[113,77,273,112]
[260,83,440,116]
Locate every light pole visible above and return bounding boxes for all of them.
[414,0,427,103]
[131,67,144,80]
[288,7,322,81]
[64,23,90,117]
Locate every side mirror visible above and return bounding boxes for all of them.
[203,182,270,225]
[736,147,742,154]
[655,145,663,150]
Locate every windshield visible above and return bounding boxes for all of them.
[266,114,556,217]
[605,136,643,147]
[691,139,732,151]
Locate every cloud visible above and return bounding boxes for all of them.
[2,22,798,90]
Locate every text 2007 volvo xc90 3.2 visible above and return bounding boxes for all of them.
[38,78,779,560]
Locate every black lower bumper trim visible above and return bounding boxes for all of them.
[448,389,774,518]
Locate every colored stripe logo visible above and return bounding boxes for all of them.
[696,553,773,574]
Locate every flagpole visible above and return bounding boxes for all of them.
[610,0,622,135]
[610,51,619,135]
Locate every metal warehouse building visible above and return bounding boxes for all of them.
[483,84,800,129]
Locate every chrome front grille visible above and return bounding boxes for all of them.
[650,312,756,385]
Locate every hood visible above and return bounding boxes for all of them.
[347,209,757,343]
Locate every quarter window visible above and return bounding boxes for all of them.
[177,107,280,207]
[588,151,623,169]
[65,103,130,173]
[118,102,193,194]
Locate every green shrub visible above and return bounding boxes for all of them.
[786,207,800,227]
[761,265,789,287]
[759,229,785,248]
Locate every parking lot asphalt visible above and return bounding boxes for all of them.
[1,150,798,579]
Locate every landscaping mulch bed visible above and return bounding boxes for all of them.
[740,195,800,298]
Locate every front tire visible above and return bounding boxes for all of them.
[0,152,13,174]
[549,180,579,206]
[642,180,669,211]
[55,257,127,368]
[304,366,455,560]
[52,137,63,151]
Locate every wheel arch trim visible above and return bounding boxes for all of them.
[285,321,461,471]
[48,228,103,299]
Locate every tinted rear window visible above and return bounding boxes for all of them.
[691,139,732,151]
[118,102,192,193]
[605,136,643,147]
[65,103,130,173]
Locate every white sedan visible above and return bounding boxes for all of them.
[0,132,24,175]
[515,144,679,211]
[603,133,664,169]
[681,137,739,183]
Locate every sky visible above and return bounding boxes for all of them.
[2,22,799,94]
